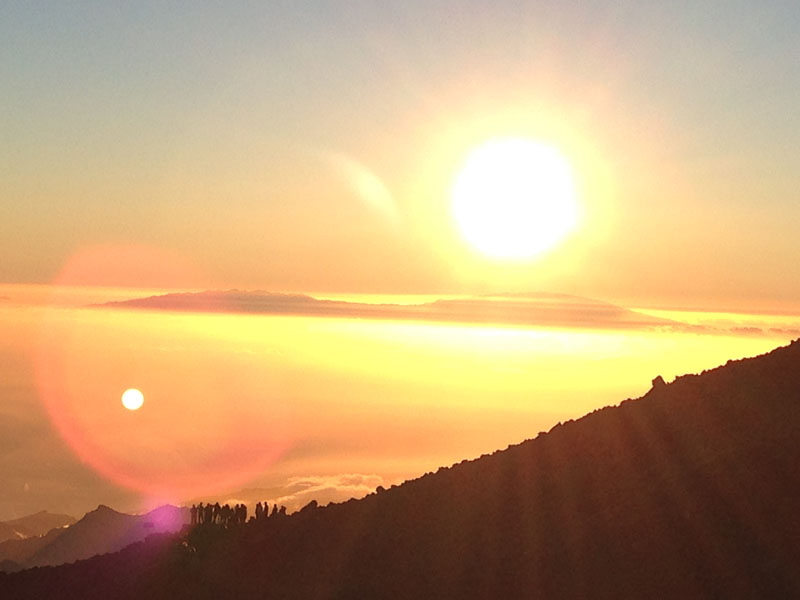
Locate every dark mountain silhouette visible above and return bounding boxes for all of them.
[0,511,75,544]
[0,505,188,573]
[94,290,682,331]
[3,340,800,598]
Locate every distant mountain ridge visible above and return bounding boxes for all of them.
[3,340,800,598]
[0,511,74,544]
[94,289,680,331]
[0,505,187,573]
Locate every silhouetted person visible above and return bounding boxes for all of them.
[204,503,213,525]
[255,502,263,520]
[270,504,278,518]
[278,505,287,517]
[190,504,198,526]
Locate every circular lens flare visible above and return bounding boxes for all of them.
[121,388,144,411]
[35,244,292,501]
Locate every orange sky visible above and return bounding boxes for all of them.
[2,2,800,521]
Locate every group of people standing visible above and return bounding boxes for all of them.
[190,501,287,526]
[254,501,287,520]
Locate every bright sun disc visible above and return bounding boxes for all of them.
[121,388,144,411]
[452,138,578,259]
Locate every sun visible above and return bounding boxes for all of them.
[451,138,578,259]
[121,388,144,411]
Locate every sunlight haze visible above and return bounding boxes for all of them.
[1,0,799,536]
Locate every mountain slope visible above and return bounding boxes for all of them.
[0,512,74,544]
[0,526,67,572]
[3,340,800,599]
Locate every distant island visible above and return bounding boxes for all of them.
[3,340,800,598]
[94,290,684,331]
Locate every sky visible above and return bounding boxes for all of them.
[2,1,799,308]
[2,2,800,521]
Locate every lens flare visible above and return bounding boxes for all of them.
[35,245,291,501]
[121,388,144,410]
